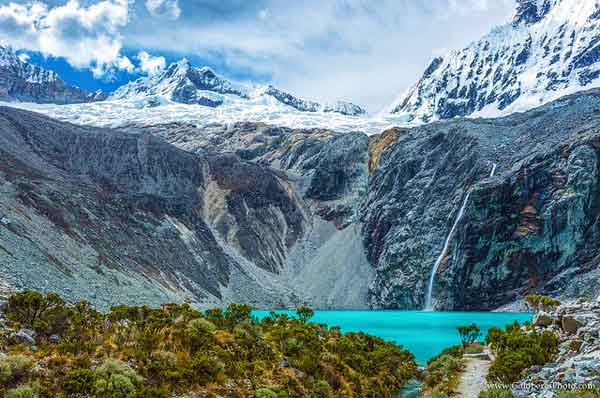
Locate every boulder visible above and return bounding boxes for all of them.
[533,311,555,327]
[562,315,583,334]
[10,329,36,346]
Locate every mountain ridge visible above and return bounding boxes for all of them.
[0,45,105,104]
[390,0,600,123]
[111,58,368,116]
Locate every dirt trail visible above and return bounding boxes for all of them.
[456,355,491,398]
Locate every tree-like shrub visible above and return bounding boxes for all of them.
[296,306,314,324]
[525,294,560,312]
[457,324,481,346]
[6,291,67,335]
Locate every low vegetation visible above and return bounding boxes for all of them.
[0,291,418,398]
[478,387,514,398]
[556,388,600,398]
[524,294,561,312]
[421,345,464,398]
[485,321,559,383]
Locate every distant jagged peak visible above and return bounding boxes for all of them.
[0,44,105,104]
[0,45,59,83]
[111,58,367,116]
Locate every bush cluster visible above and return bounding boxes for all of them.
[0,291,417,398]
[524,294,561,312]
[485,322,559,383]
[421,345,464,397]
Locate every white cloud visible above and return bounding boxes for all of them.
[0,0,133,77]
[127,0,517,111]
[136,51,166,75]
[145,0,181,20]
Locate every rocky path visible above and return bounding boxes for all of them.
[456,355,491,398]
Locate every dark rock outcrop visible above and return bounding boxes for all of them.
[137,122,370,228]
[364,88,600,309]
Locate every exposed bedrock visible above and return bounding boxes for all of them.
[363,89,600,309]
[3,89,600,310]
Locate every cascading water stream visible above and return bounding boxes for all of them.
[424,163,497,311]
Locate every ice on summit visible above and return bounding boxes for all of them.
[390,0,600,123]
[111,58,367,116]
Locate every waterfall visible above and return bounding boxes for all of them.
[424,163,497,311]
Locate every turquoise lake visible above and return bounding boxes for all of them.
[255,310,531,365]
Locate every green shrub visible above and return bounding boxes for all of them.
[63,368,96,396]
[464,343,485,354]
[185,354,223,385]
[428,345,464,363]
[256,388,278,398]
[486,323,559,382]
[94,359,138,398]
[457,324,481,346]
[185,318,215,353]
[5,382,40,398]
[0,355,34,386]
[313,380,333,398]
[136,385,170,398]
[479,387,514,397]
[525,294,560,312]
[423,392,450,398]
[423,353,464,394]
[556,388,600,398]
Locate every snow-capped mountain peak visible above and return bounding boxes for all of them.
[111,59,366,116]
[0,45,105,104]
[390,0,600,123]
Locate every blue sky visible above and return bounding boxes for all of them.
[0,0,516,110]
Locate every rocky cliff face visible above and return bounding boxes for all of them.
[119,89,600,311]
[365,88,600,309]
[0,46,104,104]
[0,107,373,309]
[390,0,600,123]
[0,107,314,309]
